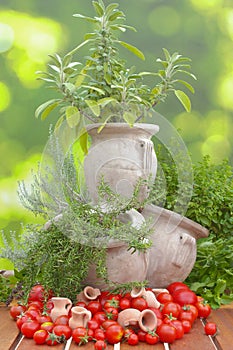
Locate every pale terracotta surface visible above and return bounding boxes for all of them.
[142,204,209,288]
[118,308,157,332]
[76,286,101,303]
[50,297,72,322]
[131,287,160,308]
[84,123,159,204]
[69,306,92,329]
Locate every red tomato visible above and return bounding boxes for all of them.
[94,340,107,350]
[104,298,119,309]
[170,319,184,339]
[119,297,131,310]
[53,324,72,340]
[148,307,163,319]
[167,282,190,295]
[179,310,194,324]
[87,301,102,315]
[131,297,148,311]
[204,322,217,336]
[28,300,44,311]
[21,320,40,338]
[46,333,60,346]
[145,332,159,345]
[87,328,94,341]
[195,301,211,318]
[157,323,177,343]
[40,321,54,332]
[10,304,27,320]
[101,319,118,330]
[87,318,100,331]
[181,320,192,333]
[105,324,124,344]
[72,326,88,345]
[94,328,106,341]
[45,299,54,313]
[93,311,108,325]
[75,301,87,308]
[54,315,69,325]
[157,292,173,304]
[105,307,118,320]
[25,308,41,320]
[124,328,134,338]
[172,289,197,306]
[183,304,198,321]
[137,329,147,342]
[33,329,48,345]
[16,314,31,330]
[28,284,51,303]
[127,333,139,345]
[37,314,52,324]
[161,302,181,318]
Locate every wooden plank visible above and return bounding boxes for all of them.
[16,337,64,350]
[209,305,233,350]
[0,306,20,350]
[170,319,215,350]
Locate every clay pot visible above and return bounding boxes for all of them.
[118,308,157,332]
[84,123,159,204]
[83,239,149,289]
[69,306,92,329]
[142,204,209,287]
[76,286,101,303]
[50,297,72,322]
[131,287,160,309]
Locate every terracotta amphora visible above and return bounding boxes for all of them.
[50,297,72,322]
[69,306,92,329]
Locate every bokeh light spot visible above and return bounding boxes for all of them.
[202,134,230,162]
[148,6,180,36]
[218,8,233,41]
[173,111,203,141]
[217,74,233,110]
[190,0,223,11]
[0,82,11,112]
[0,23,14,53]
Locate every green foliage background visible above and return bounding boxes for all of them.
[0,0,233,270]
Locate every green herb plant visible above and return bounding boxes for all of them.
[35,0,196,133]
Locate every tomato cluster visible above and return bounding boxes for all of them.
[9,282,217,347]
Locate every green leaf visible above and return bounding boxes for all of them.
[35,99,60,119]
[48,64,60,73]
[105,3,119,16]
[108,10,124,21]
[162,48,171,61]
[117,41,145,60]
[82,85,105,95]
[55,115,64,132]
[65,106,80,128]
[176,80,195,93]
[98,97,117,107]
[73,14,99,23]
[79,129,88,155]
[174,90,191,112]
[123,111,136,127]
[85,99,100,116]
[92,1,104,16]
[48,54,62,67]
[68,39,92,56]
[75,70,87,87]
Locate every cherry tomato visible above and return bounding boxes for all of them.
[94,328,106,341]
[157,292,173,304]
[127,333,139,345]
[37,314,52,324]
[93,311,108,325]
[105,307,118,320]
[28,300,44,311]
[137,329,147,342]
[53,324,72,340]
[157,323,177,343]
[195,301,211,318]
[46,333,60,346]
[172,289,197,306]
[25,308,41,320]
[183,304,198,321]
[181,320,192,333]
[16,314,31,330]
[21,320,40,338]
[204,322,217,336]
[87,328,94,341]
[101,319,118,330]
[72,326,89,345]
[94,340,107,350]
[145,332,159,345]
[131,297,148,311]
[119,297,131,310]
[40,321,54,332]
[87,318,100,331]
[54,315,69,325]
[167,282,190,295]
[161,302,181,318]
[148,307,163,319]
[105,324,124,344]
[104,298,119,309]
[75,301,87,308]
[33,329,48,345]
[179,310,194,324]
[28,284,52,303]
[10,304,27,320]
[169,319,184,339]
[87,301,102,315]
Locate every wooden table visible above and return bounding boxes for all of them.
[1,304,233,350]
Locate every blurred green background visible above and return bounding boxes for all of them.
[0,0,233,262]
